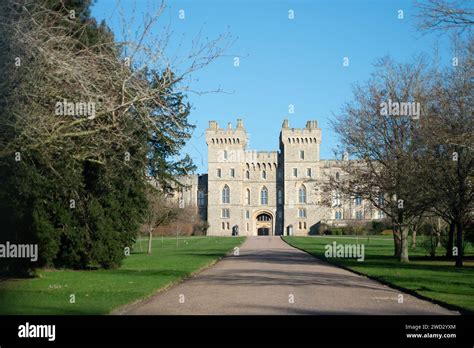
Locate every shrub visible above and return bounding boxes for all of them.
[370,220,392,234]
[193,221,209,236]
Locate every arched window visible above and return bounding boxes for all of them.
[257,213,272,222]
[245,170,250,179]
[278,190,283,205]
[222,185,230,204]
[260,186,268,205]
[223,150,228,160]
[245,188,250,205]
[335,172,340,180]
[299,185,306,203]
[262,170,266,179]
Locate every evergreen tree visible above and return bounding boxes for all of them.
[0,0,195,275]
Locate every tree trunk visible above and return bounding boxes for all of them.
[393,226,401,257]
[148,230,153,255]
[446,222,455,258]
[455,219,463,267]
[400,225,409,263]
[412,229,417,249]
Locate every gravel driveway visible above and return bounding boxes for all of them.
[118,237,457,315]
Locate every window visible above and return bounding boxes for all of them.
[307,168,312,177]
[227,222,230,229]
[300,150,305,160]
[356,211,363,220]
[377,210,385,219]
[335,211,342,220]
[262,170,266,179]
[277,170,282,179]
[303,222,307,229]
[257,214,271,221]
[298,221,302,229]
[245,188,250,205]
[299,186,306,203]
[335,172,340,180]
[293,168,298,177]
[223,150,228,160]
[260,187,268,205]
[378,194,385,206]
[278,190,283,205]
[355,195,362,206]
[198,191,205,206]
[333,191,341,206]
[222,185,230,204]
[245,170,250,179]
[222,222,225,229]
[217,168,221,178]
[298,208,306,218]
[221,208,230,218]
[230,168,235,178]
[245,210,250,219]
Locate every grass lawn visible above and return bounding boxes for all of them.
[0,236,244,315]
[283,235,474,313]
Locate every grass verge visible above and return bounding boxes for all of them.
[0,236,244,315]
[283,235,474,313]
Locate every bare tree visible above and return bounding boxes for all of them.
[0,0,231,186]
[418,37,474,267]
[142,188,178,254]
[325,56,432,262]
[415,0,473,33]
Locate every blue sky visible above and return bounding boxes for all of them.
[91,0,453,173]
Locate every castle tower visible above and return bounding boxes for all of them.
[205,120,248,235]
[279,119,323,235]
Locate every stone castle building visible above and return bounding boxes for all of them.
[176,119,384,236]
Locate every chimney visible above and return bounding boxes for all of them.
[306,121,312,129]
[282,119,289,128]
[227,122,232,130]
[237,119,244,128]
[209,121,218,129]
[313,120,318,128]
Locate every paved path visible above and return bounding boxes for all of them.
[119,237,457,315]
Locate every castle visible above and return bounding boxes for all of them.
[174,119,384,236]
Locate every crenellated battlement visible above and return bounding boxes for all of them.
[280,119,322,145]
[206,119,247,147]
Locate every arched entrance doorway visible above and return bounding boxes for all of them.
[256,213,273,236]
